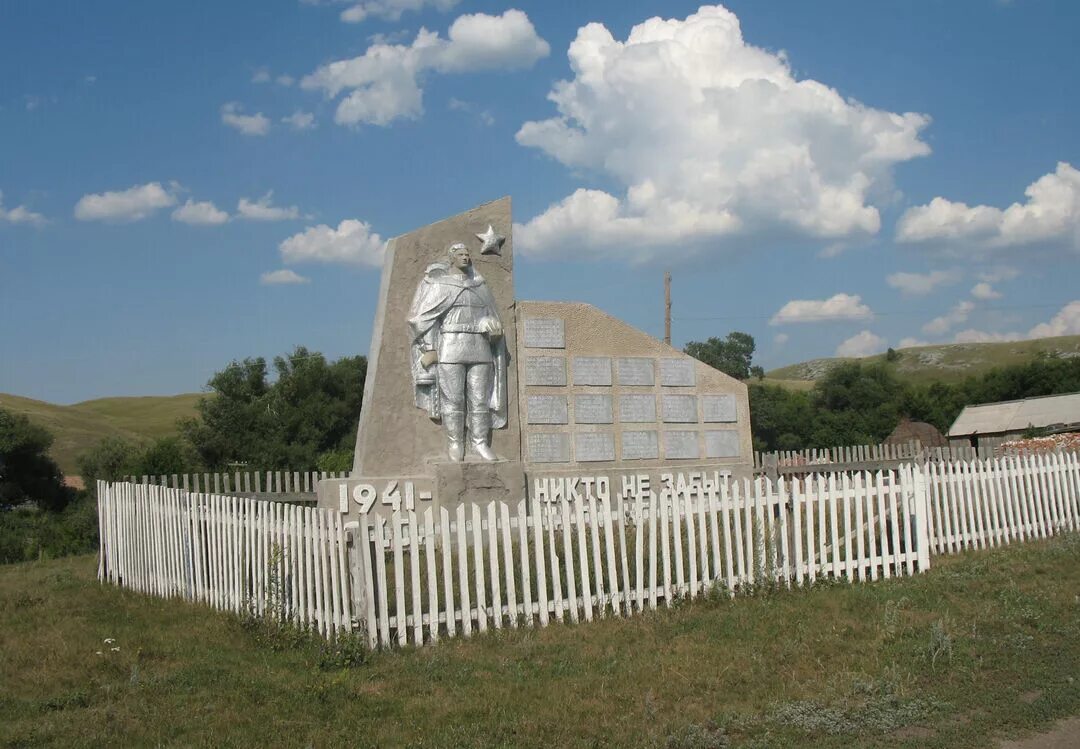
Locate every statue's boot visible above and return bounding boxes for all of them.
[444,410,465,462]
[468,410,497,461]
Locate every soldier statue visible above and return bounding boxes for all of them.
[407,243,507,461]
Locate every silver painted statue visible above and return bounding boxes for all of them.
[408,243,508,461]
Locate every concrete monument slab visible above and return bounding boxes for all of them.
[662,395,698,423]
[664,431,700,460]
[523,318,565,349]
[525,356,566,387]
[702,394,737,422]
[705,430,741,458]
[660,358,696,387]
[619,394,656,423]
[574,394,613,424]
[621,430,659,460]
[572,356,612,386]
[616,357,655,386]
[575,432,615,462]
[527,395,568,424]
[528,433,571,463]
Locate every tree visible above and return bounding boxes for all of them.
[684,331,758,380]
[181,346,366,469]
[77,437,140,490]
[0,408,73,512]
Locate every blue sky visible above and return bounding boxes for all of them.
[2,0,1078,404]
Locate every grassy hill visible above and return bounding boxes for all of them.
[0,392,203,475]
[764,334,1080,387]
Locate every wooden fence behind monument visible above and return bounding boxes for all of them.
[96,482,353,638]
[122,470,349,495]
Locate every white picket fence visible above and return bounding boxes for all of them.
[352,466,931,649]
[926,451,1080,554]
[95,452,1080,648]
[96,482,354,638]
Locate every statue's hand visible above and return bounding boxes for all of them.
[480,317,503,339]
[420,350,438,368]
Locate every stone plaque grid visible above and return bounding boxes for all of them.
[525,356,567,387]
[702,394,737,423]
[523,318,565,349]
[663,431,700,460]
[528,433,571,463]
[661,394,698,423]
[574,394,613,424]
[618,394,657,423]
[622,430,659,460]
[575,432,616,462]
[616,357,655,386]
[526,395,568,425]
[572,356,613,386]
[705,430,741,458]
[659,358,696,387]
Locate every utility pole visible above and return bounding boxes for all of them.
[664,271,672,346]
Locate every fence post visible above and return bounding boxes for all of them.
[345,524,370,643]
[911,464,932,572]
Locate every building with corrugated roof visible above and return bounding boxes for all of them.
[947,391,1080,453]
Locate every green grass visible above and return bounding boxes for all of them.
[3,535,1080,747]
[0,392,203,475]
[765,334,1080,387]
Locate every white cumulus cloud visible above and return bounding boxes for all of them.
[237,192,302,221]
[770,293,873,325]
[172,199,229,225]
[282,111,316,130]
[279,219,386,266]
[836,330,887,358]
[514,4,930,260]
[886,269,961,296]
[221,102,271,136]
[260,269,311,285]
[0,191,45,226]
[301,9,549,127]
[970,282,1002,300]
[1027,300,1080,339]
[896,162,1080,252]
[898,337,930,349]
[922,300,975,336]
[337,0,458,23]
[74,182,176,222]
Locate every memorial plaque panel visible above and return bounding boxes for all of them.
[575,432,616,462]
[661,394,698,423]
[622,430,659,460]
[523,318,565,349]
[527,395,568,424]
[616,357,655,386]
[572,356,612,386]
[525,356,566,386]
[574,394,613,424]
[659,358,696,386]
[618,394,656,423]
[663,431,700,460]
[528,433,571,463]
[705,430,741,458]
[702,394,737,423]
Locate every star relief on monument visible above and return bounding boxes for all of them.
[475,225,506,256]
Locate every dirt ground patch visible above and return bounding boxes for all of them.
[998,716,1080,749]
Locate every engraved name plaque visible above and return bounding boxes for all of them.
[659,358,696,387]
[525,356,567,387]
[528,433,571,463]
[616,357,655,386]
[619,394,656,423]
[663,431,700,460]
[575,432,616,462]
[572,356,612,386]
[702,394,737,423]
[527,395,568,424]
[705,430,740,458]
[574,394,613,424]
[661,394,698,423]
[622,430,659,460]
[523,318,565,349]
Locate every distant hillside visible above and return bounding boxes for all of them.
[764,334,1080,387]
[0,393,203,475]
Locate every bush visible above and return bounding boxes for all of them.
[0,493,99,564]
[0,408,73,512]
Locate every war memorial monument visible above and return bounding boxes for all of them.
[317,197,753,519]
